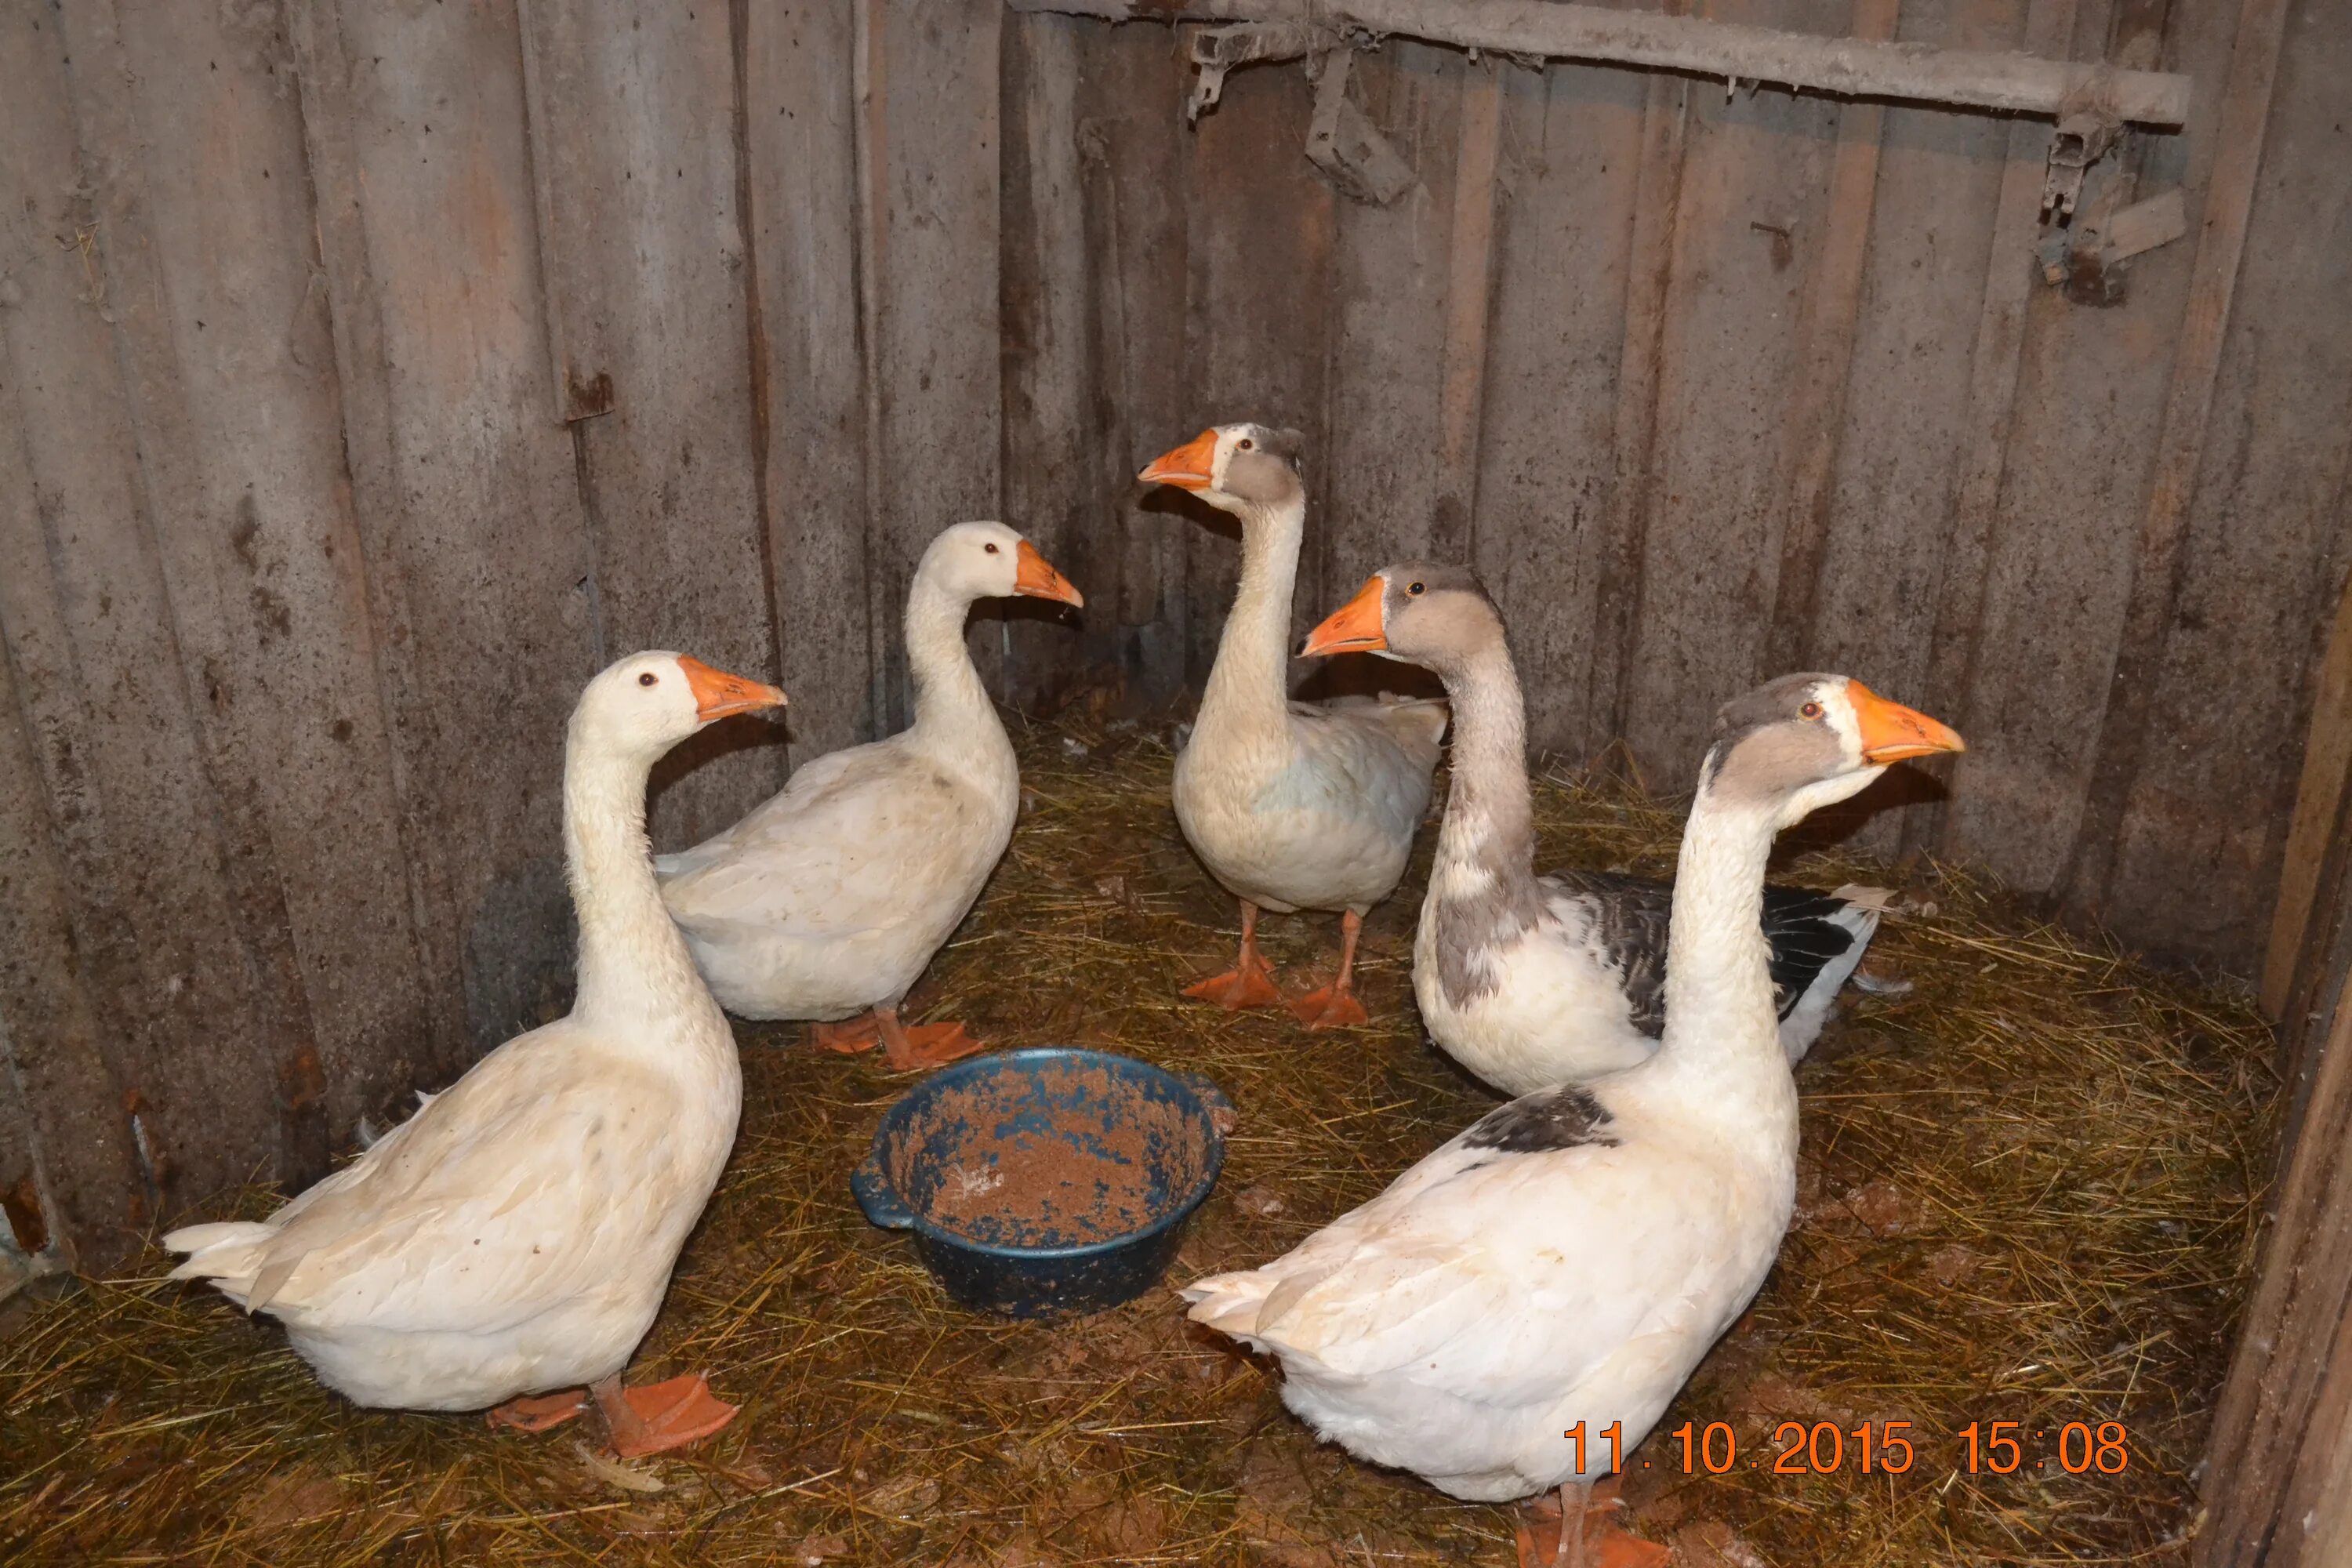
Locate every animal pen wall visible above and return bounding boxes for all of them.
[0,0,2348,1548]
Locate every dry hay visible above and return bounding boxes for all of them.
[0,715,2277,1566]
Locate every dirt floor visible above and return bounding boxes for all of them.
[0,716,2278,1566]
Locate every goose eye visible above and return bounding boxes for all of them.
[1406,582,1426,596]
[984,542,1000,554]
[1236,437,1254,451]
[1799,701,1824,720]
[639,673,659,688]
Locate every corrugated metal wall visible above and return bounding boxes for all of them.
[1,0,2344,1267]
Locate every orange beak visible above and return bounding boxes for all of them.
[678,655,787,722]
[1014,539,1084,608]
[1847,681,1964,763]
[1301,575,1388,658]
[1138,429,1219,492]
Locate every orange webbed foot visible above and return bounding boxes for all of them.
[882,1021,985,1072]
[810,1013,884,1054]
[1183,964,1286,1011]
[1288,982,1369,1031]
[486,1388,591,1435]
[1515,1481,1666,1568]
[597,1373,739,1460]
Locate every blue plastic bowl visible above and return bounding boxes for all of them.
[852,1047,1234,1318]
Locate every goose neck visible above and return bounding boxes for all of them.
[1199,496,1304,739]
[903,575,996,747]
[563,728,722,1035]
[1646,779,1795,1123]
[1432,645,1536,887]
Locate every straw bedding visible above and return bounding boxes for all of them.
[0,714,2276,1566]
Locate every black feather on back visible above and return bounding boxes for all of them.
[1461,1084,1617,1153]
[1544,870,1860,1033]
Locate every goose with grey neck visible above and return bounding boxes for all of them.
[1183,673,1962,1568]
[1304,564,1889,1094]
[168,652,786,1457]
[655,522,1083,1071]
[1140,423,1446,1029]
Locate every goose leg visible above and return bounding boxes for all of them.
[1510,1481,1589,1568]
[1183,900,1286,1010]
[1290,910,1370,1030]
[591,1372,739,1459]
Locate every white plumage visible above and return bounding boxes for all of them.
[1184,673,1964,1563]
[1141,423,1445,1029]
[166,652,785,1452]
[1303,565,1886,1096]
[655,522,1082,1069]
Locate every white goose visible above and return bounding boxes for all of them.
[1140,424,1446,1029]
[1183,673,1962,1568]
[167,652,786,1457]
[655,522,1082,1070]
[1303,565,1885,1094]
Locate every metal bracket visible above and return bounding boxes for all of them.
[1186,22,1327,122]
[1304,49,1418,205]
[2041,107,2121,223]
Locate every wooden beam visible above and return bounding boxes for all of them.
[2059,0,2293,928]
[1008,0,2191,125]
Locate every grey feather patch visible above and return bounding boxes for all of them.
[1461,1084,1617,1153]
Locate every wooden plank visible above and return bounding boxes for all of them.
[1000,9,1103,711]
[1010,0,2192,123]
[0,637,142,1267]
[1619,0,1853,779]
[1431,63,1504,564]
[2087,0,2351,974]
[1178,52,1334,688]
[1930,0,2244,900]
[1759,0,1900,678]
[2056,0,2295,942]
[68,0,442,1171]
[0,1012,49,1267]
[1806,0,2023,855]
[1074,20,1194,712]
[744,0,876,763]
[0,3,306,1218]
[1589,45,1691,757]
[1907,0,2078,862]
[516,0,785,850]
[291,0,602,1060]
[1471,54,1647,760]
[2198,869,2352,1565]
[2268,546,2352,1018]
[1323,40,1465,611]
[862,0,1005,731]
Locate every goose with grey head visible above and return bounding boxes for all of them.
[1303,564,1890,1094]
[168,651,786,1457]
[1139,423,1446,1029]
[1183,673,1962,1568]
[654,521,1083,1070]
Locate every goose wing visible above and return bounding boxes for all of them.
[658,744,993,941]
[1541,870,1866,1031]
[212,1030,697,1334]
[1186,1087,1708,1401]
